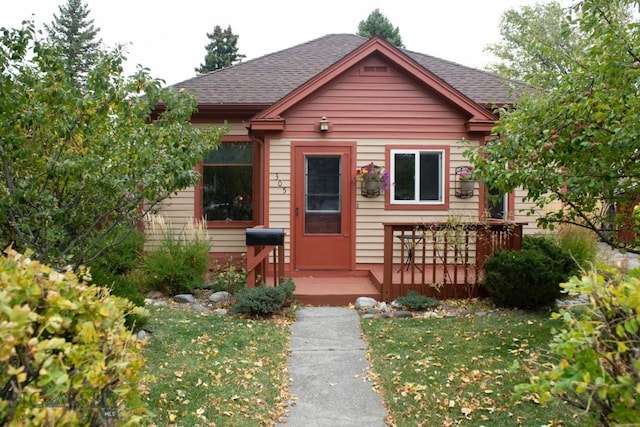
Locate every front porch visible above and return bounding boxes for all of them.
[248,221,525,306]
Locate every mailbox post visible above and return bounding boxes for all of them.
[245,228,285,287]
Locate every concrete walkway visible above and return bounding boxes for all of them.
[279,307,387,427]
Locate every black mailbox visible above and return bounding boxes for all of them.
[246,228,285,246]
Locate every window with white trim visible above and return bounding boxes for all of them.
[390,149,445,204]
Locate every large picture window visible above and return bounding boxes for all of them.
[390,149,444,204]
[202,142,253,222]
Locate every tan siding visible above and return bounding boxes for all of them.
[146,121,252,255]
[268,143,293,262]
[267,138,484,264]
[514,188,560,236]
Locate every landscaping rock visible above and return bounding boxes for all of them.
[213,308,229,316]
[191,304,210,313]
[137,330,150,341]
[366,308,382,315]
[361,314,376,320]
[379,301,390,313]
[420,311,441,318]
[146,291,163,299]
[393,311,413,318]
[355,297,377,310]
[209,291,234,304]
[173,294,195,304]
[149,300,168,307]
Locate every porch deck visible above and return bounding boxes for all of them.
[250,221,524,306]
[278,263,482,306]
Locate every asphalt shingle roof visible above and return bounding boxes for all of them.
[173,34,524,107]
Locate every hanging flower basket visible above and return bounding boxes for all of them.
[362,175,382,198]
[356,162,391,198]
[455,166,475,199]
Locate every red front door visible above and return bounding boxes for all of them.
[293,144,355,270]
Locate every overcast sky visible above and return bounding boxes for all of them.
[3,1,563,86]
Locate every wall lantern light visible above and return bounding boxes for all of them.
[319,116,330,132]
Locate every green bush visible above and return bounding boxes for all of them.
[516,265,640,425]
[90,225,145,275]
[0,248,147,425]
[556,225,599,270]
[143,227,210,295]
[277,278,296,306]
[234,280,296,317]
[394,291,441,311]
[522,235,578,281]
[481,249,562,309]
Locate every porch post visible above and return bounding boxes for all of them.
[382,224,394,301]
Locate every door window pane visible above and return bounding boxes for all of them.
[305,156,341,234]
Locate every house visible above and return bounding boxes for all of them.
[154,34,540,304]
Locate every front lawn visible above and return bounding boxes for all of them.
[140,305,290,426]
[361,310,592,426]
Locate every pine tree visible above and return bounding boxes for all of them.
[195,25,245,74]
[45,0,101,83]
[357,9,404,48]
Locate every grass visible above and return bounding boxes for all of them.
[140,305,290,426]
[361,309,593,427]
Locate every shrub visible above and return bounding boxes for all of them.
[481,249,562,309]
[143,216,211,295]
[522,235,578,281]
[0,248,147,425]
[89,267,148,331]
[277,278,296,306]
[234,280,296,317]
[210,257,247,295]
[394,291,440,311]
[516,265,640,426]
[90,225,145,275]
[556,225,599,270]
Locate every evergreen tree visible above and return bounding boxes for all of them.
[45,0,101,83]
[357,9,404,48]
[195,25,245,74]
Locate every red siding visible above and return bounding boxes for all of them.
[281,56,471,140]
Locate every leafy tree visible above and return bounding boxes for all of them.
[484,1,586,88]
[0,22,225,269]
[467,0,640,253]
[357,9,404,48]
[44,0,101,83]
[195,25,245,74]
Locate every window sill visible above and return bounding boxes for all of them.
[386,202,449,211]
[205,221,255,229]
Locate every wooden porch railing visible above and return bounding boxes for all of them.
[382,221,525,301]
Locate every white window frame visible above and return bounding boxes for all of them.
[389,149,445,205]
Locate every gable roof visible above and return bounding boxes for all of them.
[173,34,525,108]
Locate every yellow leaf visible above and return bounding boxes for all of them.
[174,371,183,378]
